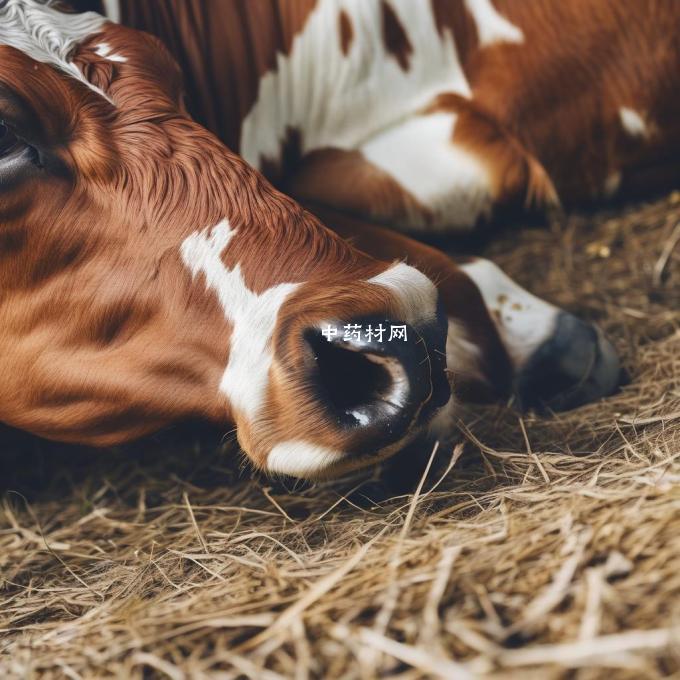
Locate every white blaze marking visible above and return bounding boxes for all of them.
[619,107,648,138]
[361,112,493,229]
[240,0,471,169]
[460,259,559,369]
[95,42,126,62]
[464,0,524,47]
[267,440,345,477]
[368,261,438,325]
[180,219,299,421]
[0,0,110,101]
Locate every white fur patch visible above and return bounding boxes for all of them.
[0,0,109,100]
[368,261,438,325]
[180,219,299,421]
[619,107,648,138]
[268,430,421,478]
[95,41,126,62]
[240,0,471,169]
[464,0,524,47]
[460,259,559,369]
[361,112,493,229]
[267,440,345,477]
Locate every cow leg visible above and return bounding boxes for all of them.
[288,94,559,233]
[308,205,621,414]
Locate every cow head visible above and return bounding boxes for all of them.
[0,1,450,478]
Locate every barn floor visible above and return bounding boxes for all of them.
[1,193,679,679]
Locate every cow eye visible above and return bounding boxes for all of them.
[0,121,22,156]
[0,121,41,168]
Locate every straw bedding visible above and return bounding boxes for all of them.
[1,193,679,679]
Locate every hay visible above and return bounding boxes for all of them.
[1,193,679,679]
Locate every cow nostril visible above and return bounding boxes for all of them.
[301,312,449,449]
[305,329,401,422]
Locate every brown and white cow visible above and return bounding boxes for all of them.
[3,0,657,479]
[113,0,680,227]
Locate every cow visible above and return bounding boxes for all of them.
[3,0,657,480]
[110,0,680,225]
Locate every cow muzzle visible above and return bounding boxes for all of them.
[263,311,450,479]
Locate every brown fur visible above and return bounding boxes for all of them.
[380,0,413,72]
[338,9,353,56]
[287,147,434,227]
[464,0,680,204]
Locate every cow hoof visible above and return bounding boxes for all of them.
[515,312,623,412]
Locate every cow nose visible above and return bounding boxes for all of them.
[516,312,623,411]
[303,315,450,449]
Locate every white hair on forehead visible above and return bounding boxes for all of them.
[0,0,109,99]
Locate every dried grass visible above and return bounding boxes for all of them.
[1,194,679,679]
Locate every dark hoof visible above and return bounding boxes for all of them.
[516,312,622,412]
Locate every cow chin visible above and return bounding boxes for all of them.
[265,431,423,480]
[238,401,431,481]
[257,391,458,480]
